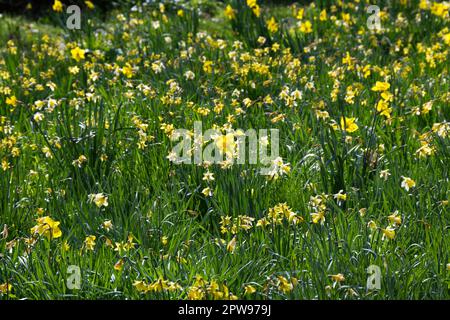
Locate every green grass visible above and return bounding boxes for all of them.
[0,0,449,300]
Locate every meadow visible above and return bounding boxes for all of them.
[0,0,449,300]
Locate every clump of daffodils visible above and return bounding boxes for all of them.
[381,210,403,241]
[265,274,298,295]
[184,276,238,300]
[220,215,255,234]
[257,203,303,227]
[309,194,329,224]
[133,277,182,294]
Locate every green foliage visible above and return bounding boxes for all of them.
[0,0,449,300]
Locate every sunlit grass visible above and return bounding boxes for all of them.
[0,0,449,300]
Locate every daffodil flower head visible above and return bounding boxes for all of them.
[30,216,62,240]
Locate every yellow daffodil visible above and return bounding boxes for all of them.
[102,220,113,231]
[388,211,402,226]
[331,273,345,283]
[122,63,133,78]
[266,17,278,33]
[62,241,71,251]
[214,133,236,157]
[114,259,124,271]
[401,176,416,191]
[133,280,149,293]
[201,187,212,197]
[52,0,63,12]
[277,276,294,293]
[203,60,213,73]
[333,190,347,202]
[224,5,235,20]
[244,285,256,295]
[367,220,377,230]
[31,216,62,239]
[85,1,95,10]
[299,20,313,34]
[88,193,108,208]
[381,227,396,240]
[371,81,390,92]
[84,235,96,250]
[226,237,237,253]
[70,47,85,62]
[340,117,359,133]
[0,283,12,294]
[311,211,325,224]
[6,96,18,107]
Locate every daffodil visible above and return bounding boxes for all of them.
[401,176,416,191]
[266,17,278,33]
[311,211,325,224]
[114,259,124,271]
[70,47,85,62]
[299,20,313,34]
[249,4,260,17]
[226,237,237,253]
[72,155,87,168]
[319,9,327,21]
[333,190,347,204]
[202,171,214,182]
[84,235,96,250]
[376,99,392,118]
[85,1,95,10]
[62,241,71,251]
[214,133,236,157]
[52,0,63,12]
[246,0,257,8]
[331,273,345,283]
[416,141,435,158]
[381,227,396,240]
[68,66,80,75]
[102,220,113,231]
[6,96,18,107]
[203,60,213,74]
[224,5,235,20]
[31,216,62,239]
[388,211,402,226]
[133,280,150,293]
[122,63,133,78]
[340,117,359,133]
[371,81,390,92]
[380,169,391,180]
[266,157,291,180]
[88,193,108,208]
[201,187,212,197]
[277,276,294,293]
[244,285,256,295]
[187,286,205,300]
[430,2,450,18]
[0,283,12,294]
[184,70,195,80]
[367,220,377,230]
